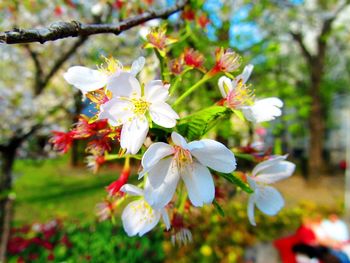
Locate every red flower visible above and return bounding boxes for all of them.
[113,0,124,9]
[183,48,205,69]
[73,116,109,139]
[182,7,195,21]
[106,158,130,196]
[54,6,63,16]
[50,131,74,154]
[197,14,210,28]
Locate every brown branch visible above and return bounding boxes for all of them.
[317,1,348,59]
[39,36,88,94]
[290,31,314,64]
[0,0,187,44]
[24,45,44,94]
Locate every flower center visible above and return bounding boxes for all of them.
[131,200,155,222]
[173,146,193,171]
[98,56,123,76]
[131,98,150,116]
[227,82,255,108]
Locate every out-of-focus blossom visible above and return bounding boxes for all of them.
[210,48,242,75]
[182,7,195,21]
[120,184,170,236]
[96,198,118,221]
[50,131,74,153]
[86,155,106,173]
[144,27,177,56]
[171,228,193,246]
[183,48,205,69]
[197,13,210,28]
[73,116,109,139]
[170,57,184,75]
[63,56,145,94]
[99,72,178,154]
[140,132,236,209]
[246,155,295,226]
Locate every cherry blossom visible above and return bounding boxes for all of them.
[120,184,170,237]
[99,73,178,154]
[63,57,145,93]
[218,65,283,123]
[140,132,236,209]
[246,155,296,226]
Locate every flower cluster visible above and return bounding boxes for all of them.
[56,34,295,240]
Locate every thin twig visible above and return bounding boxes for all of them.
[0,0,187,44]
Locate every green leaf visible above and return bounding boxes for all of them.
[176,106,229,140]
[217,172,253,193]
[213,199,225,216]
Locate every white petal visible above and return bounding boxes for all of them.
[247,194,257,226]
[140,142,174,177]
[120,117,149,154]
[235,64,254,85]
[63,66,107,92]
[99,98,133,126]
[107,72,141,98]
[149,102,179,128]
[120,184,144,196]
[182,162,215,207]
[189,139,236,173]
[171,132,189,149]
[253,161,295,184]
[218,76,233,98]
[161,209,171,230]
[241,97,283,123]
[255,186,285,216]
[122,200,160,237]
[144,158,180,209]
[130,57,145,76]
[144,80,169,102]
[252,155,287,176]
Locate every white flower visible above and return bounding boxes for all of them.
[218,64,283,123]
[63,57,145,93]
[241,98,283,123]
[99,73,179,154]
[120,184,170,237]
[246,155,295,226]
[140,132,237,209]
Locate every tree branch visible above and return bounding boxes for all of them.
[0,0,187,44]
[290,31,314,64]
[39,36,88,94]
[317,1,349,58]
[24,45,44,94]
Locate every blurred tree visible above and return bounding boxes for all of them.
[238,0,350,179]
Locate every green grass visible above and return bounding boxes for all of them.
[12,156,124,224]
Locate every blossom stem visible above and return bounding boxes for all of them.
[155,49,169,82]
[172,74,211,108]
[169,68,192,97]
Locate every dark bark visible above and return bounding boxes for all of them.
[0,140,21,262]
[307,58,326,178]
[0,0,187,44]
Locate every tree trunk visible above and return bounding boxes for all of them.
[0,140,20,262]
[307,63,326,179]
